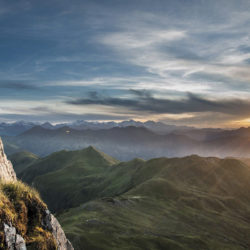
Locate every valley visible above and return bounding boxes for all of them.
[3,123,250,161]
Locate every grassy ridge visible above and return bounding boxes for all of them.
[13,148,250,249]
[58,156,250,249]
[19,146,119,212]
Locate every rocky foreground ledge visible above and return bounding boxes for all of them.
[0,137,74,250]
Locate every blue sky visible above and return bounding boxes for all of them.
[0,0,250,127]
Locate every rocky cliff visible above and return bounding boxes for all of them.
[0,137,74,250]
[0,138,16,181]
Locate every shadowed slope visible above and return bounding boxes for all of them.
[9,151,39,175]
[19,146,119,212]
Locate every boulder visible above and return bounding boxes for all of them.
[4,223,26,250]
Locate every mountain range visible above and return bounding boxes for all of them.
[0,120,193,136]
[11,146,250,250]
[2,123,250,160]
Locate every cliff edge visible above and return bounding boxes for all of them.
[0,139,16,181]
[0,137,74,250]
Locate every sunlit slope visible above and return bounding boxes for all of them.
[14,148,250,249]
[59,156,250,250]
[0,181,57,249]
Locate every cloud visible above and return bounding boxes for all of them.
[0,81,38,90]
[100,29,187,49]
[1,0,250,127]
[96,7,250,92]
[67,91,250,116]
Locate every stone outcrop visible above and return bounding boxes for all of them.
[3,224,26,250]
[0,138,74,249]
[43,210,74,250]
[0,138,16,181]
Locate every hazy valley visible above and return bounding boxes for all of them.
[2,121,250,161]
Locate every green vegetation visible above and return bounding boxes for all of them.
[0,181,56,249]
[19,146,119,212]
[13,148,250,249]
[58,156,250,250]
[9,151,39,175]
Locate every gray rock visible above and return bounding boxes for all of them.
[3,223,26,250]
[43,210,74,250]
[0,138,16,181]
[15,234,26,250]
[1,138,73,249]
[4,223,16,250]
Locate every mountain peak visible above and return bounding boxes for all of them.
[82,146,119,165]
[41,122,54,129]
[86,145,98,151]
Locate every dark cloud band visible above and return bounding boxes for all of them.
[0,81,38,90]
[67,90,250,116]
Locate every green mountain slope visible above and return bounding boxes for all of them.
[58,155,250,250]
[19,146,119,212]
[13,148,250,249]
[9,151,39,174]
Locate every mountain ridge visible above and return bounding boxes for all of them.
[0,119,220,136]
[12,146,250,250]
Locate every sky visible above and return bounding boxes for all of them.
[0,0,250,128]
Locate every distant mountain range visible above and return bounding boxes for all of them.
[12,146,250,250]
[2,123,250,160]
[0,119,195,136]
[2,125,200,160]
[0,121,36,136]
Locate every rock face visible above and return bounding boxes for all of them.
[0,138,74,249]
[0,138,16,181]
[43,210,74,250]
[3,224,26,250]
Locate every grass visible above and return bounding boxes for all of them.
[18,146,119,212]
[59,189,250,250]
[9,151,39,174]
[12,147,250,249]
[58,154,250,250]
[0,181,57,249]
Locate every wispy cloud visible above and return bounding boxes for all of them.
[96,8,250,95]
[100,29,187,49]
[67,90,250,116]
[1,0,250,126]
